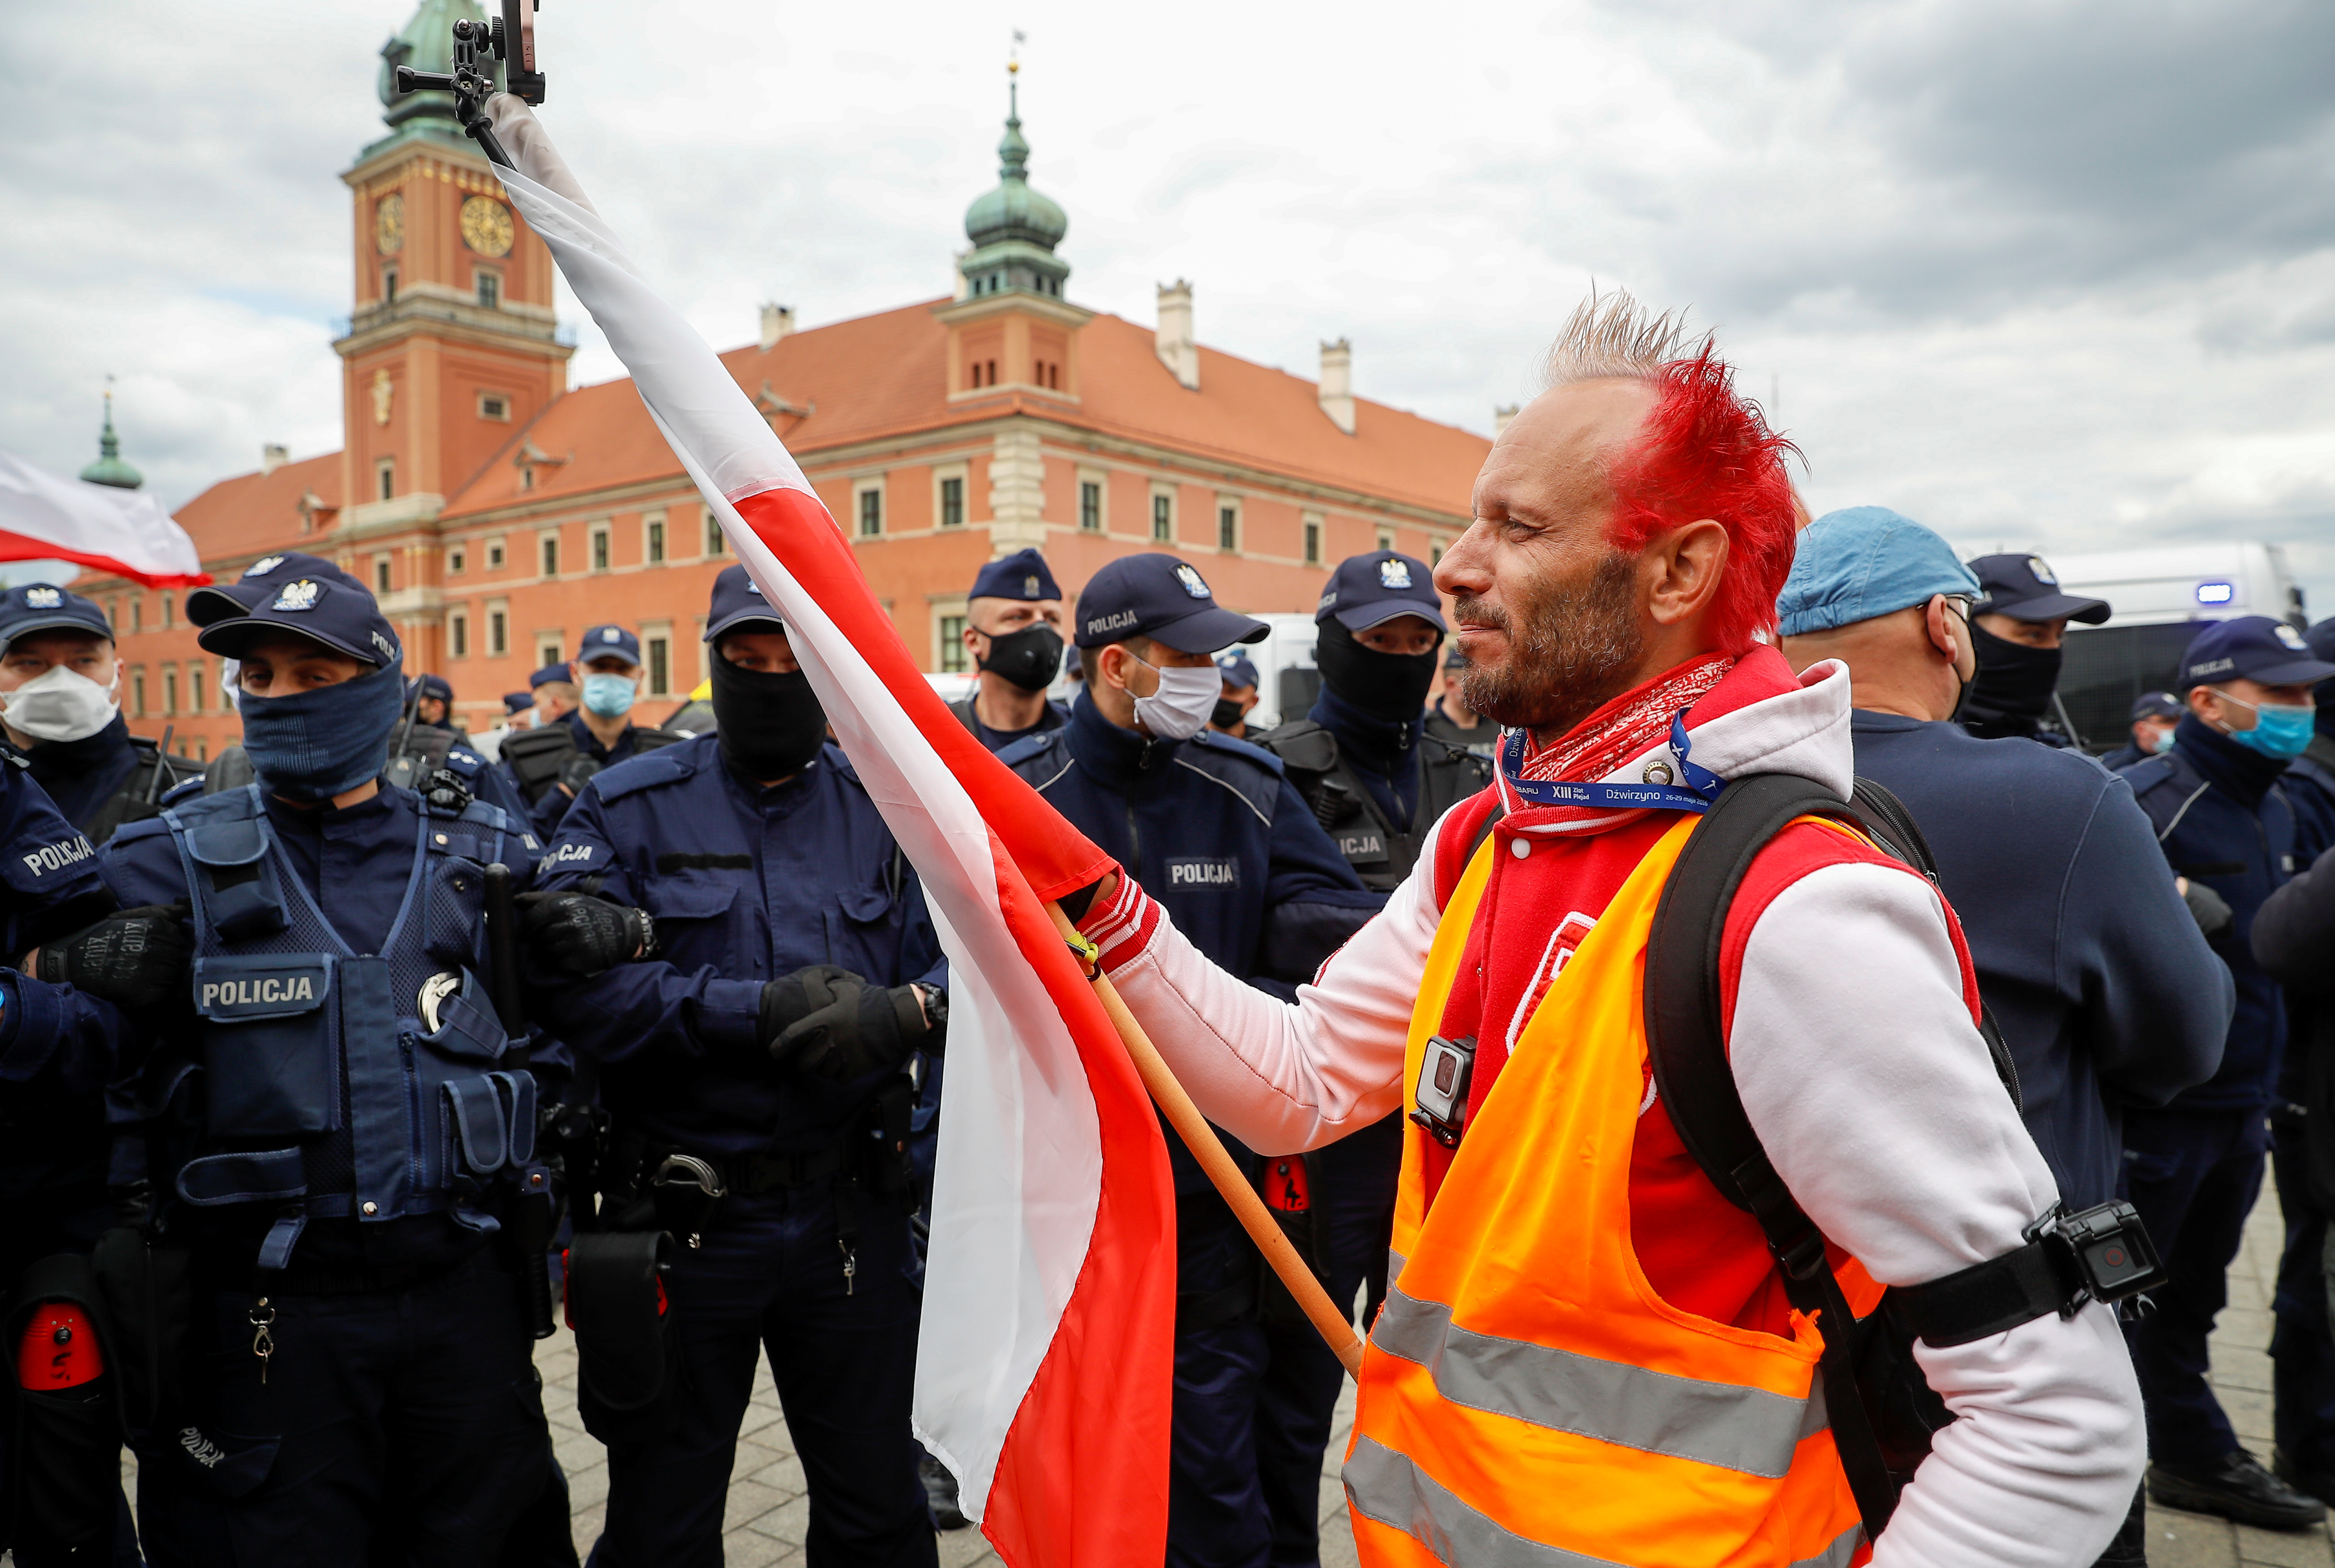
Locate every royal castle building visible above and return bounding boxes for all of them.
[78,0,1490,755]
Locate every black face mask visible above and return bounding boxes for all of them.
[711,651,829,781]
[976,623,1064,693]
[1961,622,2063,731]
[1211,697,1246,730]
[1315,619,1440,722]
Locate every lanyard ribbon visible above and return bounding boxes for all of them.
[1497,712,1727,814]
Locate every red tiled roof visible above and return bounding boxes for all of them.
[171,452,343,562]
[441,300,1486,519]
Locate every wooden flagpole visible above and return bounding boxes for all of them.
[1046,902,1365,1378]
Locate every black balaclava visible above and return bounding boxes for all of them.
[1960,622,2063,738]
[977,623,1064,693]
[711,647,828,781]
[1314,618,1440,722]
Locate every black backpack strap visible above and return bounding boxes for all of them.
[1643,771,1903,1540]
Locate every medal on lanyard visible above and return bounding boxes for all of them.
[1496,712,1727,814]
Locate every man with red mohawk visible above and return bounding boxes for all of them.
[1066,294,2145,1566]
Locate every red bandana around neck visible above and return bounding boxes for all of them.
[1516,653,1734,786]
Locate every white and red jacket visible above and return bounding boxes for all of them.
[1081,648,2145,1568]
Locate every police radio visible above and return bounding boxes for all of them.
[393,0,545,171]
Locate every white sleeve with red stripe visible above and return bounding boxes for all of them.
[1079,813,1447,1154]
[1728,862,2143,1568]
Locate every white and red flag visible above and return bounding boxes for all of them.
[0,451,209,587]
[488,104,1177,1565]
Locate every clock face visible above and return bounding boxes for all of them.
[375,193,404,255]
[460,196,515,258]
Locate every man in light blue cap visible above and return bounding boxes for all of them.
[1779,505,2239,1555]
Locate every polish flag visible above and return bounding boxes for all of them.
[489,105,1176,1565]
[0,451,210,588]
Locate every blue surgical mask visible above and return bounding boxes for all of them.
[582,672,637,719]
[2147,725,2178,756]
[238,660,405,801]
[2222,692,2315,759]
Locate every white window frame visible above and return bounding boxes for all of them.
[1149,484,1177,544]
[933,463,969,530]
[854,477,886,539]
[1216,494,1242,554]
[642,510,667,565]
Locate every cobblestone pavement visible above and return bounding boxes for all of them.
[97,1172,2327,1565]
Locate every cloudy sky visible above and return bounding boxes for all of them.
[4,0,2331,607]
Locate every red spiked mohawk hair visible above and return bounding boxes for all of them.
[1542,291,1799,654]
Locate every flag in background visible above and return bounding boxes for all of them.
[489,106,1178,1567]
[0,451,210,588]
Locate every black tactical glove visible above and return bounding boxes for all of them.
[37,904,193,1010]
[516,889,653,978]
[557,755,605,799]
[763,964,933,1084]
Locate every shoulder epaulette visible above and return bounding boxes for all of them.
[994,729,1068,772]
[1191,727,1288,779]
[592,738,705,803]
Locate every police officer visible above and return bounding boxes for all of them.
[0,754,180,1566]
[500,628,685,836]
[1960,553,2109,745]
[2248,616,2335,1509]
[471,692,537,766]
[2103,691,2186,771]
[2115,615,2335,1528]
[99,551,556,1565]
[947,548,1068,751]
[1209,653,1260,740]
[994,552,1378,1568]
[0,584,201,836]
[410,673,466,738]
[1257,551,1490,893]
[521,563,945,1567]
[1423,643,1498,756]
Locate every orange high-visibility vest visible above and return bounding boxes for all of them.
[1346,818,1876,1568]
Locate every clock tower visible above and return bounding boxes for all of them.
[332,0,570,658]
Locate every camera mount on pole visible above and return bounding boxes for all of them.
[393,1,546,172]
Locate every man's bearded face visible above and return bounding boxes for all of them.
[1455,546,1645,736]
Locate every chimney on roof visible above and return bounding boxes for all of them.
[1156,280,1199,391]
[1319,338,1355,435]
[261,443,288,476]
[759,304,794,352]
[1493,404,1519,440]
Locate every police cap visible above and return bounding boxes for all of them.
[528,663,571,690]
[2129,691,2184,723]
[703,564,784,643]
[0,583,112,651]
[188,552,402,667]
[1074,553,1267,653]
[2180,616,2335,690]
[503,691,535,716]
[1967,553,2109,625]
[971,548,1061,604]
[576,624,642,668]
[1215,653,1260,690]
[1317,550,1447,633]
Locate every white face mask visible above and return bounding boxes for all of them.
[1128,657,1222,742]
[2,663,120,743]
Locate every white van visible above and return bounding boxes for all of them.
[2042,543,2305,750]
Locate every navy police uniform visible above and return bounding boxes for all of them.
[102,555,556,1567]
[999,554,1379,1568]
[501,630,684,839]
[1960,553,2107,747]
[2116,617,2335,1504]
[531,572,943,1568]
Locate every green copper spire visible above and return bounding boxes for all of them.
[78,382,142,491]
[960,62,1070,301]
[360,0,497,159]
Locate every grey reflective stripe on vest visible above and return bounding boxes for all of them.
[1387,1247,1405,1296]
[1369,1286,1825,1479]
[1345,1436,1863,1568]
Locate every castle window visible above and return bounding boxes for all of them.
[1218,503,1240,553]
[855,482,885,538]
[374,555,392,594]
[163,667,179,717]
[450,610,469,659]
[448,546,467,574]
[131,599,143,634]
[475,269,501,309]
[1151,492,1173,544]
[188,662,206,714]
[590,523,611,572]
[1080,480,1102,533]
[704,509,725,556]
[131,667,147,718]
[939,476,965,529]
[382,266,398,304]
[376,458,395,502]
[645,514,666,563]
[488,608,508,657]
[1303,514,1323,566]
[479,394,509,421]
[486,538,506,570]
[938,615,968,674]
[646,636,671,698]
[540,534,559,577]
[161,594,174,631]
[1377,527,1395,553]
